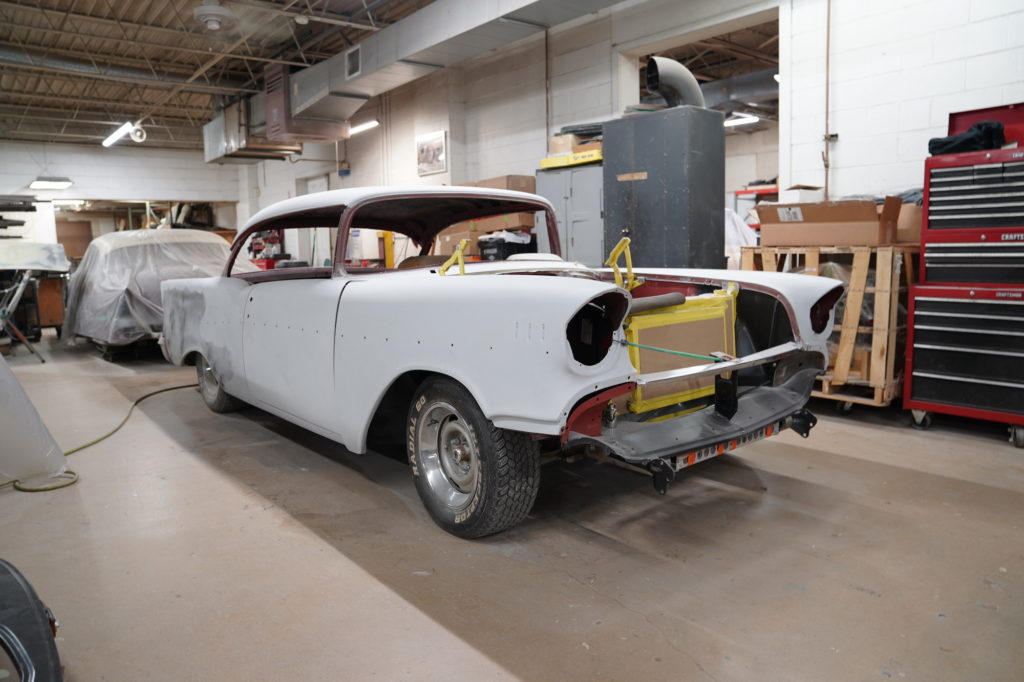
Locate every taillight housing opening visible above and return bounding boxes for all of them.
[810,285,845,334]
[567,292,629,365]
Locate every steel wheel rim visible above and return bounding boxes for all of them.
[198,357,219,402]
[416,401,478,510]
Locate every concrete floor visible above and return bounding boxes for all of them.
[2,334,1023,681]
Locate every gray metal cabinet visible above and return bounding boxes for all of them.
[535,165,604,267]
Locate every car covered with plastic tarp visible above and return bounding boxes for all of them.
[64,228,253,348]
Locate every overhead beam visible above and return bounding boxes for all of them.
[694,38,778,65]
[0,108,200,131]
[0,129,201,147]
[0,87,211,117]
[0,0,244,47]
[230,0,383,31]
[0,18,312,68]
[135,0,303,125]
[0,60,259,94]
[0,38,249,79]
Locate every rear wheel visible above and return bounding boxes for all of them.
[196,353,244,413]
[407,377,540,538]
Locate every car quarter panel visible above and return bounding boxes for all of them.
[333,274,636,453]
[161,276,251,398]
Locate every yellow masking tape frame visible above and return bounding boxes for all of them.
[439,238,470,276]
[605,237,642,291]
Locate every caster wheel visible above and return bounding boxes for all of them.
[911,410,932,431]
[835,401,854,415]
[1011,426,1024,449]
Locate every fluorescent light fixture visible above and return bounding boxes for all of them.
[724,114,760,128]
[102,121,134,147]
[348,119,380,136]
[29,176,73,190]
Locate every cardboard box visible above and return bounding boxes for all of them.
[463,212,534,234]
[467,174,535,193]
[549,135,575,155]
[757,197,901,246]
[894,202,922,244]
[874,201,922,244]
[572,140,602,154]
[777,184,824,203]
[432,227,481,257]
[548,134,600,155]
[449,175,536,234]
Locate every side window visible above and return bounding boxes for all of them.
[343,229,421,270]
[230,226,338,276]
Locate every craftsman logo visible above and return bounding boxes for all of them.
[995,292,1023,298]
[777,207,804,222]
[1001,233,1024,241]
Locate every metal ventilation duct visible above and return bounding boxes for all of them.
[204,99,302,163]
[290,0,624,121]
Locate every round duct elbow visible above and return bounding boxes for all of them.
[646,56,705,109]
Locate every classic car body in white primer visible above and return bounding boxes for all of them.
[162,186,843,538]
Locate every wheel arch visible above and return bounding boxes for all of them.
[362,369,474,454]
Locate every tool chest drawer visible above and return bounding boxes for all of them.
[922,241,1024,283]
[908,291,1024,414]
[927,161,1024,230]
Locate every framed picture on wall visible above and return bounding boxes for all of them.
[416,130,447,176]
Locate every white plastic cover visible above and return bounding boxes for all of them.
[0,241,70,272]
[725,208,758,269]
[64,229,255,347]
[0,354,66,481]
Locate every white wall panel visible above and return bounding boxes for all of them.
[0,142,238,203]
[779,0,1024,197]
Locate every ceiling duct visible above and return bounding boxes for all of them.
[287,0,624,123]
[699,68,779,111]
[204,97,302,163]
[265,64,347,142]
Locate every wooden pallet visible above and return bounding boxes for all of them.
[740,244,919,407]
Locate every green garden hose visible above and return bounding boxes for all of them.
[0,382,198,493]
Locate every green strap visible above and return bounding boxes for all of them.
[620,340,724,363]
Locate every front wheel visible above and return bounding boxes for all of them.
[196,353,244,413]
[407,377,540,538]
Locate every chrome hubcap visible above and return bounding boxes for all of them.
[416,401,479,510]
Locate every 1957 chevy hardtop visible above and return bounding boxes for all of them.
[161,186,842,538]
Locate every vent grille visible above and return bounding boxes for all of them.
[346,47,361,79]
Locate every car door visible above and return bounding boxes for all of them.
[241,276,348,436]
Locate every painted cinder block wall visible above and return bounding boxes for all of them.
[0,141,239,242]
[309,0,777,196]
[247,0,1022,219]
[778,0,1024,197]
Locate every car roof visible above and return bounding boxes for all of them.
[241,185,553,233]
[89,228,229,254]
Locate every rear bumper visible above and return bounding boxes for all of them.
[565,367,818,467]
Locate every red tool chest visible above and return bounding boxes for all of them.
[904,103,1024,446]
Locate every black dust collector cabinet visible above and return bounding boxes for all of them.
[602,105,725,269]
